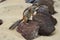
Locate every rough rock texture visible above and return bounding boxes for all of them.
[32,5,57,35]
[17,20,39,40]
[36,5,57,25]
[25,0,56,15]
[33,12,56,36]
[0,19,3,25]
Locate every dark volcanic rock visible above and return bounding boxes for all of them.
[25,0,56,15]
[36,5,57,26]
[0,19,3,25]
[33,13,56,36]
[17,20,39,40]
[32,5,57,35]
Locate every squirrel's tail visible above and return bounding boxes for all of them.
[9,19,23,30]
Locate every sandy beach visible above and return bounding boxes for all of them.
[0,0,60,40]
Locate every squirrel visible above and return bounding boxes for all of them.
[9,4,38,30]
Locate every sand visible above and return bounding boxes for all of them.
[0,0,60,40]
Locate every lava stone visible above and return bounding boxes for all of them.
[17,20,39,40]
[33,13,56,36]
[32,5,57,35]
[36,5,57,26]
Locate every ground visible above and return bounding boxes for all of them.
[0,0,60,40]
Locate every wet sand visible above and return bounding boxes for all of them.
[0,0,60,40]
